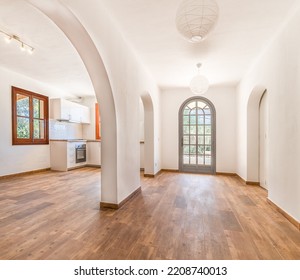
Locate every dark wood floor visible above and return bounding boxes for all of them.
[0,167,299,260]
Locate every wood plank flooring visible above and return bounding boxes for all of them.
[0,167,300,260]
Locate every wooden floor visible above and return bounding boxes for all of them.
[0,167,300,260]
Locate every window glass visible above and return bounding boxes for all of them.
[34,120,45,139]
[190,115,196,125]
[17,117,30,139]
[188,102,196,109]
[16,94,30,117]
[33,98,44,119]
[190,136,196,145]
[197,102,206,109]
[183,116,189,125]
[190,126,196,134]
[183,136,189,144]
[183,126,189,135]
[190,156,196,164]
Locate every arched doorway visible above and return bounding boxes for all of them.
[179,96,216,174]
[28,0,118,205]
[140,93,155,176]
[259,91,268,189]
[247,86,267,184]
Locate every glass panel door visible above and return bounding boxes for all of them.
[179,97,216,174]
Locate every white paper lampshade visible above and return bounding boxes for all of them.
[189,74,209,95]
[176,0,219,42]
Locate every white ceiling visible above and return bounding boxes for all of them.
[0,0,94,97]
[101,0,298,89]
[0,0,298,96]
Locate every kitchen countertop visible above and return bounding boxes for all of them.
[50,139,101,142]
[87,139,101,142]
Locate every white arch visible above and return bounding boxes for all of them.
[27,0,118,204]
[247,85,267,183]
[140,92,155,176]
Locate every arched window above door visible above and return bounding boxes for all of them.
[179,97,216,174]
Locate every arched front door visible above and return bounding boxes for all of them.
[179,97,216,174]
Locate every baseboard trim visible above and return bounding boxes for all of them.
[144,169,165,178]
[144,174,155,178]
[234,174,260,186]
[100,202,119,210]
[216,172,237,176]
[67,166,87,171]
[100,186,142,210]
[267,198,300,230]
[246,181,260,186]
[0,168,51,179]
[161,169,179,173]
[86,164,101,168]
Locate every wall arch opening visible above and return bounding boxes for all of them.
[140,92,155,176]
[247,86,267,184]
[28,0,118,205]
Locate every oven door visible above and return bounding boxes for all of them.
[75,145,86,163]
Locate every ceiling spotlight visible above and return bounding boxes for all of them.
[20,43,26,51]
[176,0,219,43]
[4,35,12,43]
[189,63,209,95]
[27,47,34,55]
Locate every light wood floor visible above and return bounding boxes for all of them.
[0,167,299,260]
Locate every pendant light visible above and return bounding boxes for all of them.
[175,0,219,43]
[189,63,209,95]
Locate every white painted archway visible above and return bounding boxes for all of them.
[140,92,155,176]
[27,0,118,205]
[247,85,267,183]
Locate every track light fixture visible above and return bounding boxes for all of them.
[0,29,34,54]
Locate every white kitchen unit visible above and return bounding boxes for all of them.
[50,140,87,171]
[50,98,91,124]
[87,140,101,167]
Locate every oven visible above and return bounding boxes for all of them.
[75,144,86,163]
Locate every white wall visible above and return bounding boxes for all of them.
[0,66,72,176]
[28,0,161,205]
[236,4,300,221]
[50,120,83,140]
[64,1,162,202]
[82,96,97,140]
[161,86,236,173]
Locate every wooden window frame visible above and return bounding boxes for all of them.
[12,86,49,145]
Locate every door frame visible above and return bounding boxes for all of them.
[178,96,216,174]
[259,90,268,189]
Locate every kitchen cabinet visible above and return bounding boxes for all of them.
[87,141,101,167]
[50,98,91,124]
[50,140,87,171]
[81,106,91,124]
